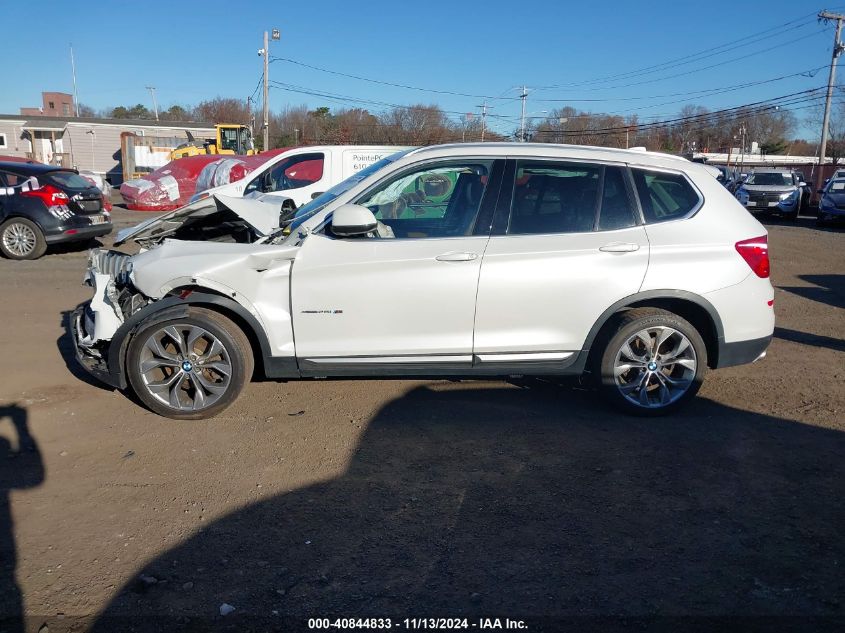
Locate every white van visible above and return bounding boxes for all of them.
[190,145,410,209]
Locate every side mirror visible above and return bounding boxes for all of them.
[798,181,807,187]
[818,189,825,194]
[331,204,378,237]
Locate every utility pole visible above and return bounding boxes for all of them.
[70,44,79,117]
[818,11,845,177]
[261,30,269,151]
[518,86,528,142]
[259,28,280,152]
[477,102,489,142]
[145,86,159,121]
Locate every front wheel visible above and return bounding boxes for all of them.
[595,308,707,416]
[126,307,254,419]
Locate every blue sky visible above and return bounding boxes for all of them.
[2,0,842,138]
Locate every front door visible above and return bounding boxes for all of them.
[291,159,501,372]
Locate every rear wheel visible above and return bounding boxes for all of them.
[595,308,707,415]
[126,308,253,419]
[0,218,47,260]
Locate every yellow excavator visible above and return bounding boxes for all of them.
[169,124,256,160]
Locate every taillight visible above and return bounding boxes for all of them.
[21,184,69,206]
[735,235,770,278]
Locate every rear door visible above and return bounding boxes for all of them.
[473,159,650,363]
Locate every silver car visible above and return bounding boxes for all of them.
[734,169,802,220]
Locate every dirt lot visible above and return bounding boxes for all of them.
[0,207,843,632]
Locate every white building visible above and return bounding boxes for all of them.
[0,115,215,184]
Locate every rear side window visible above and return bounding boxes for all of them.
[631,168,700,223]
[507,162,636,234]
[598,167,637,231]
[0,171,22,186]
[508,162,600,234]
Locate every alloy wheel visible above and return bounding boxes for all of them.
[137,324,233,412]
[2,222,37,257]
[613,326,697,409]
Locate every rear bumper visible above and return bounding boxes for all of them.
[716,335,771,368]
[45,221,112,244]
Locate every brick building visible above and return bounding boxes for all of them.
[19,92,75,117]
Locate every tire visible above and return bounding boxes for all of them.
[0,218,47,260]
[783,209,798,221]
[126,307,254,420]
[593,308,707,416]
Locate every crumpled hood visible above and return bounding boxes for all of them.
[130,239,300,298]
[115,193,285,245]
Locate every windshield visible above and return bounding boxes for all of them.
[285,149,414,234]
[745,172,793,187]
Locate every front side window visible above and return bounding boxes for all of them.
[355,161,493,239]
[631,168,700,224]
[245,153,325,195]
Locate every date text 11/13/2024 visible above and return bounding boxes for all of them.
[308,617,529,629]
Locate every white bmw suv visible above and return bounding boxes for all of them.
[71,143,774,419]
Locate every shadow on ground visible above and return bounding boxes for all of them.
[0,404,43,633]
[779,274,845,311]
[74,381,845,632]
[56,309,113,390]
[774,327,845,353]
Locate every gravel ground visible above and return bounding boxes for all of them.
[0,207,842,632]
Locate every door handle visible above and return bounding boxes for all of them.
[599,242,640,253]
[435,252,478,262]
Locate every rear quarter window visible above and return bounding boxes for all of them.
[631,168,700,224]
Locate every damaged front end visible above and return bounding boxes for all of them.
[71,249,150,388]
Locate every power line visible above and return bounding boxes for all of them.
[249,71,264,101]
[535,27,830,95]
[270,56,517,101]
[530,66,826,104]
[535,12,821,90]
[268,80,488,117]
